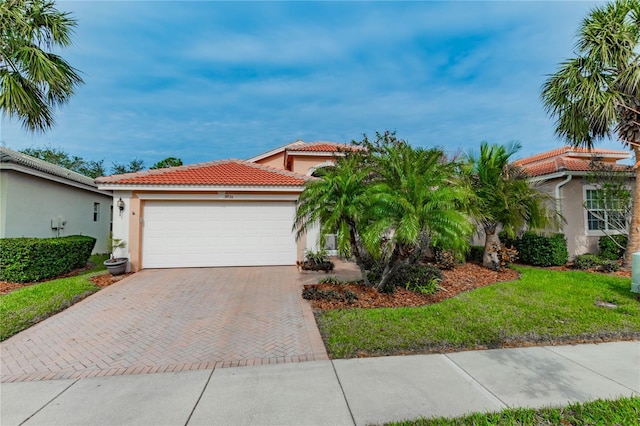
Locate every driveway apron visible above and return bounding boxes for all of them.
[1,267,328,382]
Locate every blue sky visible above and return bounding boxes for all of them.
[1,0,621,170]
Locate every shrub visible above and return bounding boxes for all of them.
[301,249,334,272]
[573,254,601,270]
[573,254,620,272]
[0,236,96,282]
[304,249,328,264]
[495,243,519,270]
[366,262,444,294]
[318,276,341,285]
[434,248,456,270]
[388,263,443,295]
[598,235,627,260]
[301,286,358,304]
[466,245,485,263]
[483,241,519,271]
[600,259,620,272]
[358,252,379,271]
[501,232,568,267]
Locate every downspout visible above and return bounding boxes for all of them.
[555,174,572,232]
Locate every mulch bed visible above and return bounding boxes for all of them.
[305,262,520,310]
[89,273,133,287]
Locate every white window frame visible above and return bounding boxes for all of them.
[582,185,629,236]
[93,202,100,222]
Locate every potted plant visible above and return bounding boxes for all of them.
[103,234,128,275]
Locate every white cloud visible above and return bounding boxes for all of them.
[3,0,618,168]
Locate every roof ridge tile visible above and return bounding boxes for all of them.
[97,158,309,186]
[515,146,629,166]
[1,146,98,187]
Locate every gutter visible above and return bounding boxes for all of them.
[555,174,573,231]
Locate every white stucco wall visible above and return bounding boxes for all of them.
[110,191,131,260]
[305,221,321,254]
[0,170,113,254]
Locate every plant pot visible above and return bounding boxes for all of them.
[103,258,128,276]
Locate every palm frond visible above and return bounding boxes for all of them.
[0,0,82,132]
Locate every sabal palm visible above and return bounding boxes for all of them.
[364,143,474,290]
[0,0,83,132]
[468,142,553,269]
[294,155,370,263]
[541,0,640,268]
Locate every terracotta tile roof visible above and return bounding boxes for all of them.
[522,161,559,177]
[247,139,361,163]
[286,142,357,153]
[513,146,632,178]
[96,159,309,186]
[521,155,632,177]
[514,146,629,166]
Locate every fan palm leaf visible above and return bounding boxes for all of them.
[0,0,82,132]
[541,0,640,268]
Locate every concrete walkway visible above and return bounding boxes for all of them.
[2,341,638,425]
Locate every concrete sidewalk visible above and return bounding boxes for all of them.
[2,341,638,425]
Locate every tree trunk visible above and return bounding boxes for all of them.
[347,221,361,260]
[483,227,501,271]
[622,145,640,269]
[374,243,401,292]
[408,232,429,264]
[348,221,370,285]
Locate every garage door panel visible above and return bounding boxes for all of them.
[142,201,297,268]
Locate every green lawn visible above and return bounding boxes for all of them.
[0,254,108,341]
[388,396,640,426]
[317,266,640,358]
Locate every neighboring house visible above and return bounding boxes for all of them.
[0,146,113,253]
[514,146,634,258]
[96,141,349,272]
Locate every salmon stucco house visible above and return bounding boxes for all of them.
[514,146,634,258]
[96,141,349,271]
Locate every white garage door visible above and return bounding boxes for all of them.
[142,200,297,268]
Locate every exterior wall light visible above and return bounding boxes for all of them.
[117,198,125,216]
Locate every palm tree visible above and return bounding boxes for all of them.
[0,0,83,132]
[468,142,554,270]
[363,142,474,291]
[295,134,475,292]
[293,155,371,277]
[541,0,640,268]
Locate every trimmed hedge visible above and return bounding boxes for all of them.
[599,235,627,260]
[0,236,96,283]
[501,232,568,267]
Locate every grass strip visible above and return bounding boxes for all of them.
[317,267,640,358]
[0,254,108,341]
[388,396,640,425]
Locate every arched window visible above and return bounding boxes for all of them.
[307,161,335,177]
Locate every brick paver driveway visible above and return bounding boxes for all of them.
[1,266,329,382]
